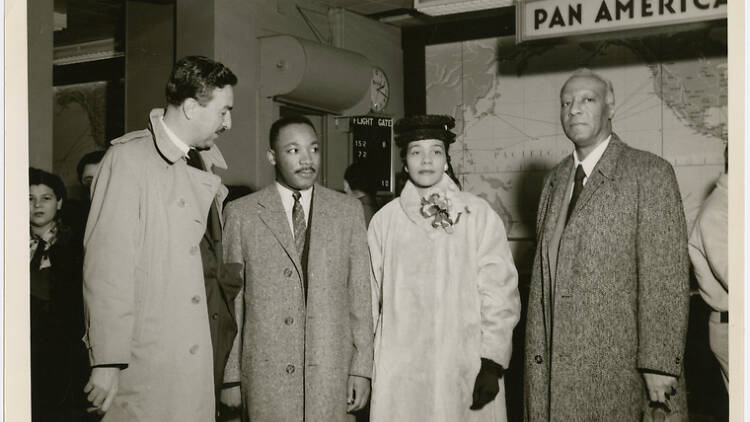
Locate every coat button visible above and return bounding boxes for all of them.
[189,345,199,354]
[190,246,199,255]
[286,364,295,374]
[178,198,186,208]
[284,317,294,325]
[212,312,219,320]
[283,268,293,277]
[191,295,201,304]
[534,355,543,364]
[675,357,681,365]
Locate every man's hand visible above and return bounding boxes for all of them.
[346,375,370,413]
[220,385,242,408]
[84,367,120,413]
[643,372,678,403]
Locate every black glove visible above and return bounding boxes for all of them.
[470,358,504,410]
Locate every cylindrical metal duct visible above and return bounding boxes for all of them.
[260,35,371,113]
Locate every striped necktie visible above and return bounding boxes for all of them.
[292,191,306,256]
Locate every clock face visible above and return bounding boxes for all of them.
[370,67,389,112]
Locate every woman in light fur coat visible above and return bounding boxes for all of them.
[368,115,521,422]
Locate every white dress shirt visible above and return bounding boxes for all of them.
[572,134,611,189]
[159,115,191,158]
[276,182,313,237]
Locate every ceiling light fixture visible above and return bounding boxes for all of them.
[414,0,513,16]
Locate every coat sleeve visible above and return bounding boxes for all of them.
[367,211,384,334]
[475,201,521,368]
[688,188,728,309]
[222,202,245,384]
[635,160,690,376]
[82,147,140,366]
[347,201,374,378]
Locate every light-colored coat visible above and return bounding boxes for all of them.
[524,135,690,421]
[223,184,373,422]
[368,177,521,422]
[83,109,225,421]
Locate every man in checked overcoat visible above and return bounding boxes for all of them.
[221,115,373,421]
[524,69,690,421]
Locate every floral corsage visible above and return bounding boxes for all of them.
[420,192,469,234]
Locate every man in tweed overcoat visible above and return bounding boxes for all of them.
[221,116,373,421]
[524,69,690,421]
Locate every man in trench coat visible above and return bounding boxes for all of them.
[524,69,690,421]
[221,115,373,421]
[82,56,237,421]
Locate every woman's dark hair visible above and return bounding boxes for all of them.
[397,141,462,192]
[29,167,67,202]
[394,114,462,191]
[165,56,238,106]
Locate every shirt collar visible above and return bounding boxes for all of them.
[159,115,191,158]
[573,134,611,178]
[30,222,58,245]
[276,182,313,202]
[275,182,314,230]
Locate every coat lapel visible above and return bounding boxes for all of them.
[307,184,331,280]
[256,186,304,277]
[565,135,623,227]
[541,157,574,251]
[539,157,573,345]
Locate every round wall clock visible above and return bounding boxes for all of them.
[370,67,390,112]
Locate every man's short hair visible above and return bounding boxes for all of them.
[269,115,317,150]
[29,167,67,202]
[561,68,615,107]
[76,150,106,183]
[344,161,379,195]
[165,56,238,106]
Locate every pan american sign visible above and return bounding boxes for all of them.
[517,0,727,42]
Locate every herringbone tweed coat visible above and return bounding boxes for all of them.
[524,135,690,421]
[223,184,373,422]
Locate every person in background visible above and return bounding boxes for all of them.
[344,160,380,227]
[82,55,237,421]
[63,150,107,241]
[221,115,373,421]
[524,68,690,420]
[688,146,728,388]
[77,150,107,195]
[29,167,90,421]
[368,115,521,422]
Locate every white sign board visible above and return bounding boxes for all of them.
[517,0,727,42]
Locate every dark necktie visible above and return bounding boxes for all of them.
[292,191,306,257]
[187,148,203,170]
[186,150,221,242]
[30,238,47,271]
[566,165,586,224]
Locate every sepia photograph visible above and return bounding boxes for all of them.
[7,0,743,421]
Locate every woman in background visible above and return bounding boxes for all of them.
[29,167,89,421]
[367,115,521,422]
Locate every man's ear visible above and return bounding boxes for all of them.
[266,149,277,166]
[182,98,200,120]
